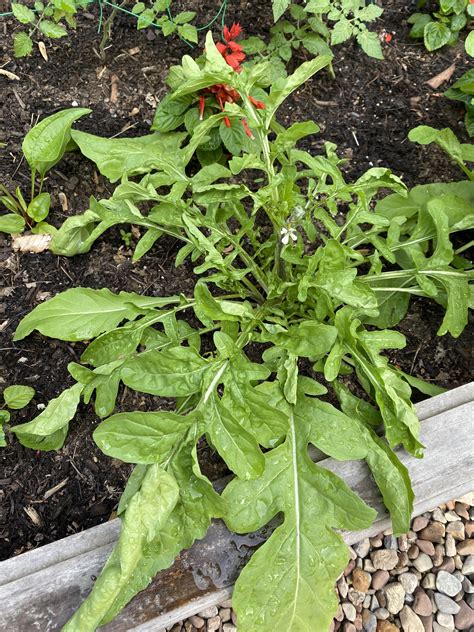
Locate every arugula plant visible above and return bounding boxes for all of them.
[254,0,384,72]
[445,69,474,138]
[408,0,474,54]
[0,385,36,446]
[0,107,90,235]
[6,40,473,631]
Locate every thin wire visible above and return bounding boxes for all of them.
[1,0,228,44]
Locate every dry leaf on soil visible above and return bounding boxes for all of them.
[425,63,456,89]
[12,233,52,253]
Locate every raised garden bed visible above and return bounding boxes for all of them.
[1,384,473,631]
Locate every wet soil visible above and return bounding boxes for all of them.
[0,0,472,559]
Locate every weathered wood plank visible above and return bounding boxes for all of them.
[0,384,472,632]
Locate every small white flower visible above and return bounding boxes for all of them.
[280,227,298,245]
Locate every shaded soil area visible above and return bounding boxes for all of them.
[0,0,472,559]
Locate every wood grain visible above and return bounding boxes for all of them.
[0,383,472,632]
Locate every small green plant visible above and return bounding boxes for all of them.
[408,0,474,54]
[10,0,89,58]
[0,385,35,446]
[255,0,384,72]
[445,69,474,138]
[0,107,91,234]
[408,124,474,180]
[4,37,473,631]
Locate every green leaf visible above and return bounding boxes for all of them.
[11,3,35,23]
[177,23,198,43]
[424,21,451,51]
[151,94,193,132]
[39,20,68,38]
[466,30,474,57]
[13,32,33,57]
[63,464,180,631]
[11,383,82,450]
[330,18,353,45]
[261,321,338,357]
[265,55,333,125]
[26,192,50,222]
[70,130,187,183]
[0,213,25,234]
[121,346,209,397]
[22,108,91,176]
[13,288,152,342]
[223,395,376,632]
[206,391,265,480]
[0,410,10,447]
[357,4,383,21]
[94,411,194,463]
[408,14,432,39]
[272,0,290,21]
[408,125,463,163]
[357,30,384,59]
[3,385,35,409]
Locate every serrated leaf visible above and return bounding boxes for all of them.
[272,0,290,21]
[13,32,33,57]
[11,3,35,23]
[357,30,384,59]
[424,21,451,51]
[177,23,198,43]
[39,20,68,38]
[3,385,35,409]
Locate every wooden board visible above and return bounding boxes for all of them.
[0,383,473,632]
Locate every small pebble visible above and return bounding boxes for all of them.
[385,583,405,615]
[416,540,435,556]
[371,550,399,571]
[197,606,218,619]
[435,570,462,597]
[436,612,454,628]
[399,605,424,632]
[457,540,474,556]
[362,609,377,632]
[207,615,221,631]
[454,599,474,629]
[413,517,430,532]
[376,622,399,631]
[419,523,445,544]
[399,572,419,594]
[422,573,436,590]
[343,602,357,622]
[446,520,465,540]
[414,589,433,617]
[372,570,391,590]
[188,615,205,628]
[444,534,456,557]
[433,593,461,615]
[413,554,434,574]
[354,539,371,559]
[352,569,371,593]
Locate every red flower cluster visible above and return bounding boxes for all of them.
[198,24,265,140]
[217,23,245,72]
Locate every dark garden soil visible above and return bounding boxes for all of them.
[0,0,472,560]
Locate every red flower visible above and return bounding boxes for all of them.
[223,115,231,128]
[384,32,393,43]
[242,118,254,139]
[199,95,205,120]
[249,95,265,110]
[223,22,242,42]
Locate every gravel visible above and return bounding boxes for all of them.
[165,493,474,632]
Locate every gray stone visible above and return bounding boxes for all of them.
[371,550,399,571]
[384,535,398,550]
[432,625,452,632]
[446,520,465,540]
[436,570,462,597]
[413,553,434,573]
[445,534,456,557]
[362,609,377,632]
[353,538,371,559]
[342,602,357,622]
[223,625,237,632]
[197,606,218,618]
[385,582,406,614]
[207,616,221,632]
[188,615,205,628]
[399,605,425,632]
[374,608,389,620]
[433,593,461,615]
[462,555,474,575]
[400,572,419,594]
[436,612,454,628]
[343,623,356,632]
[431,508,447,524]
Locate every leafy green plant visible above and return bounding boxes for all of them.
[1,385,35,446]
[254,0,384,71]
[445,69,474,138]
[5,38,473,631]
[408,124,474,180]
[10,0,89,58]
[0,107,90,234]
[408,0,474,54]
